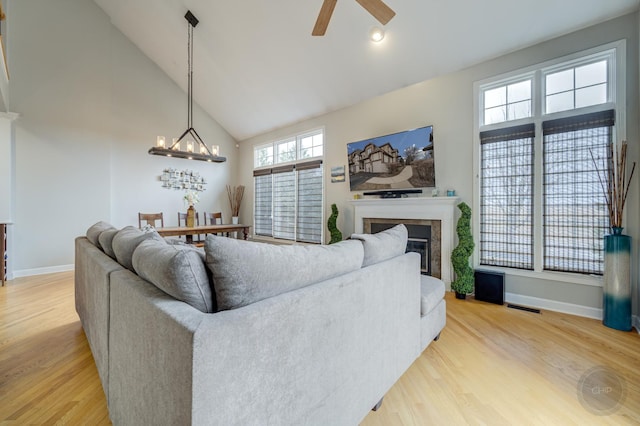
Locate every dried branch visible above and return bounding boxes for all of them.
[591,141,636,229]
[226,185,245,217]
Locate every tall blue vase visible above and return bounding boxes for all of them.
[603,227,632,331]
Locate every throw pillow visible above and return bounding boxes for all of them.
[204,236,364,311]
[86,221,115,250]
[112,226,164,271]
[98,228,119,259]
[350,223,408,267]
[133,239,215,313]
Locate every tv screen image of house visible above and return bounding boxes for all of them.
[347,125,434,191]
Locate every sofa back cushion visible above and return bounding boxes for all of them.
[350,224,408,267]
[86,221,115,250]
[205,236,364,311]
[98,228,119,259]
[112,226,163,271]
[133,239,215,313]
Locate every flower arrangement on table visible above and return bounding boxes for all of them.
[184,190,200,207]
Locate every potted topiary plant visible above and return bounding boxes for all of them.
[451,202,475,299]
[327,203,342,244]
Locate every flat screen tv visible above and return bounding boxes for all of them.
[347,125,434,192]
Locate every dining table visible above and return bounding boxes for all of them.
[156,224,250,244]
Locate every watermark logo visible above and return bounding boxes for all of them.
[577,366,626,415]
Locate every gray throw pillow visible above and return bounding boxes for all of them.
[133,239,215,313]
[98,228,119,259]
[112,226,163,271]
[86,221,115,250]
[351,224,408,267]
[205,236,364,311]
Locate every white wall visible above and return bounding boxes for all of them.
[8,0,237,275]
[238,13,640,315]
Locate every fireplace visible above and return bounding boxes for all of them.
[352,197,458,284]
[364,218,441,278]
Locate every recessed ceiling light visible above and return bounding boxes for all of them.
[369,26,385,43]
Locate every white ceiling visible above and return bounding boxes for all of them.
[93,0,640,141]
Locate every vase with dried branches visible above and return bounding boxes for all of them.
[226,185,245,224]
[591,141,635,331]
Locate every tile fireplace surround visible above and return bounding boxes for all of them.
[352,196,459,284]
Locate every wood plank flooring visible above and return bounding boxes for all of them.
[1,271,638,425]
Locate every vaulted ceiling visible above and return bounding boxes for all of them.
[94,0,640,141]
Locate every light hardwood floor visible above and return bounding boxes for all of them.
[1,271,638,425]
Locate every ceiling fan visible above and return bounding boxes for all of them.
[312,0,396,36]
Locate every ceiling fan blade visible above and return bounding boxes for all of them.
[355,0,395,25]
[312,0,338,36]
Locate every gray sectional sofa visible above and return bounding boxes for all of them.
[75,222,446,425]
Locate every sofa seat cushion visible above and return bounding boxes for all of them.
[132,239,214,313]
[86,221,115,250]
[420,275,445,316]
[112,226,163,271]
[350,224,408,267]
[205,236,364,311]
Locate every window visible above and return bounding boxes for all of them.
[545,60,609,114]
[483,79,533,125]
[253,129,324,244]
[476,43,623,277]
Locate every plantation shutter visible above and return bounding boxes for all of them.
[542,109,614,274]
[479,123,535,269]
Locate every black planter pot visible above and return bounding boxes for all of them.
[455,292,466,300]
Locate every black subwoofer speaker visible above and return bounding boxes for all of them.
[474,270,505,305]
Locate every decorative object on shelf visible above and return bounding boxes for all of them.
[148,11,226,163]
[327,203,342,244]
[161,168,206,191]
[227,185,245,222]
[591,141,636,331]
[451,202,475,299]
[446,189,456,196]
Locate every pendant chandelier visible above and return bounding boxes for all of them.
[149,10,225,163]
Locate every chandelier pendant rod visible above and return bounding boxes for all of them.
[167,10,214,157]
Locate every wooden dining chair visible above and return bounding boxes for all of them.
[138,212,164,229]
[206,212,223,225]
[205,212,226,236]
[178,211,202,243]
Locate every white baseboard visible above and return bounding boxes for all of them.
[505,292,602,320]
[13,264,74,278]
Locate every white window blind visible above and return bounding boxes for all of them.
[254,170,273,236]
[273,165,296,240]
[480,124,535,269]
[253,160,323,243]
[542,110,613,274]
[296,161,323,243]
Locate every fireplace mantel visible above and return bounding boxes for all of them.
[351,197,459,284]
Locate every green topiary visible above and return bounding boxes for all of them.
[327,203,343,244]
[451,202,475,296]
